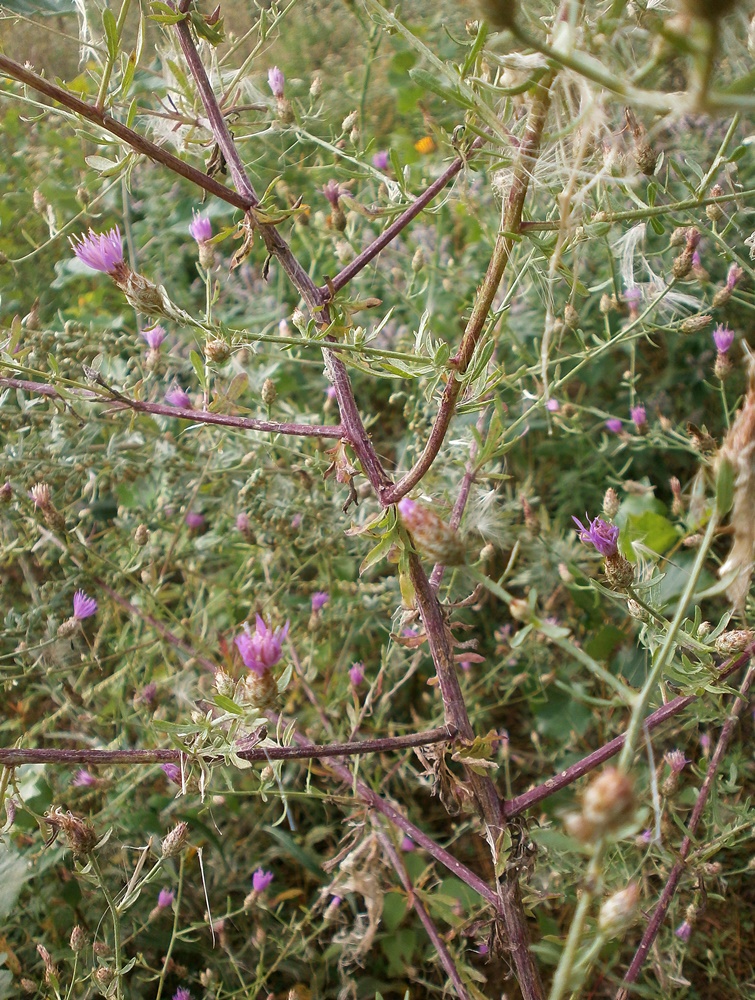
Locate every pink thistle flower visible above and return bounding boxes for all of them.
[172,989,191,1000]
[142,325,167,350]
[165,387,192,409]
[325,386,337,401]
[372,150,389,170]
[184,511,206,531]
[400,835,415,852]
[665,749,689,774]
[70,226,125,275]
[675,920,692,942]
[236,512,250,533]
[323,179,342,207]
[311,591,329,612]
[713,324,735,354]
[605,418,623,433]
[252,868,274,892]
[572,514,620,557]
[235,615,289,675]
[349,662,365,686]
[630,405,647,430]
[161,763,181,784]
[726,263,743,291]
[136,682,157,706]
[624,286,642,315]
[157,888,175,908]
[189,211,212,244]
[268,66,285,98]
[545,398,560,412]
[73,769,96,787]
[477,942,489,956]
[73,590,98,620]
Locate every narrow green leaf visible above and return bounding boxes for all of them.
[102,7,119,61]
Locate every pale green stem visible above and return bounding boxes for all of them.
[618,510,719,771]
[90,854,123,1000]
[95,0,132,110]
[548,849,605,1000]
[154,854,185,1000]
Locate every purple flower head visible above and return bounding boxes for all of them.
[252,868,274,892]
[605,418,623,434]
[700,732,711,752]
[349,661,365,686]
[157,888,175,908]
[477,942,490,956]
[726,263,743,291]
[691,249,702,270]
[142,325,167,350]
[460,660,472,671]
[639,828,653,844]
[630,405,647,430]
[236,512,250,533]
[675,920,692,942]
[138,682,157,705]
[235,615,290,675]
[189,210,212,244]
[665,749,689,774]
[73,590,98,621]
[161,763,181,784]
[713,324,735,354]
[70,226,124,275]
[397,497,417,520]
[172,989,191,1000]
[572,514,620,557]
[290,513,303,529]
[268,65,285,98]
[73,769,96,787]
[372,150,389,170]
[323,179,342,207]
[624,286,642,312]
[325,385,337,401]
[311,591,329,612]
[184,511,206,531]
[400,835,415,852]
[165,386,192,409]
[545,398,560,412]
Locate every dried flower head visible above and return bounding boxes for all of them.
[44,806,97,855]
[598,883,640,937]
[162,821,190,858]
[581,767,635,833]
[398,497,466,565]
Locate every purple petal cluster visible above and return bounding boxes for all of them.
[189,211,212,244]
[372,150,389,170]
[349,662,365,686]
[73,590,98,621]
[664,749,689,774]
[157,888,175,908]
[142,325,167,350]
[713,324,735,354]
[70,227,124,274]
[268,65,285,98]
[73,769,96,787]
[605,418,623,434]
[252,868,274,892]
[184,511,206,531]
[172,989,191,1000]
[572,514,620,557]
[311,591,330,612]
[630,405,647,430]
[161,763,181,784]
[165,387,192,409]
[235,615,289,675]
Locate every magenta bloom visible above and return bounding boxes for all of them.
[70,226,124,274]
[372,150,389,170]
[311,591,329,612]
[572,514,620,557]
[726,263,743,291]
[323,179,341,207]
[165,387,192,409]
[236,512,250,533]
[252,868,274,892]
[400,835,415,852]
[73,590,98,621]
[477,942,490,956]
[137,682,157,705]
[184,511,206,531]
[189,210,212,244]
[268,65,285,98]
[624,286,642,313]
[73,769,96,787]
[545,398,560,412]
[235,615,289,675]
[157,888,175,909]
[325,386,337,401]
[605,418,623,434]
[142,325,167,350]
[713,324,735,354]
[665,749,689,774]
[161,763,181,784]
[675,920,692,942]
[630,405,647,430]
[349,662,365,686]
[172,989,191,1000]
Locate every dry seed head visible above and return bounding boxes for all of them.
[714,629,753,655]
[70,926,87,953]
[603,488,620,519]
[241,669,278,712]
[134,524,149,546]
[604,552,635,590]
[680,314,713,334]
[205,338,231,364]
[564,303,579,330]
[598,883,640,937]
[398,498,466,565]
[474,0,519,29]
[162,820,190,858]
[45,806,97,855]
[261,378,277,406]
[582,767,635,832]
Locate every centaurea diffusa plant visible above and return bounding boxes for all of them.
[1,2,754,999]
